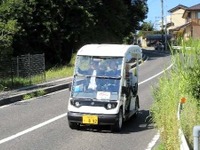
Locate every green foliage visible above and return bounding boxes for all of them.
[0,53,76,90]
[23,93,34,100]
[36,89,46,97]
[151,39,200,149]
[153,143,166,150]
[0,77,30,91]
[23,89,46,100]
[140,21,154,31]
[151,72,180,150]
[0,0,148,67]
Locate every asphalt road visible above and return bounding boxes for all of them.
[0,50,172,150]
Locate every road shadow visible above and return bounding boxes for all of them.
[76,109,154,134]
[142,49,171,61]
[120,109,154,134]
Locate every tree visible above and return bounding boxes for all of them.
[0,0,20,60]
[0,0,148,67]
[141,21,154,31]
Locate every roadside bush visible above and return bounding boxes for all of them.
[151,39,200,149]
[151,71,181,150]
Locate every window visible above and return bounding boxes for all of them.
[197,12,200,19]
[188,12,191,18]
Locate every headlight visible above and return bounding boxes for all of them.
[107,103,112,109]
[106,102,117,109]
[70,99,81,107]
[75,101,80,107]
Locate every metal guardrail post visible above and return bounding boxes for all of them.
[193,126,200,150]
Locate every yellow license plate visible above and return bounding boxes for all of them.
[82,115,98,124]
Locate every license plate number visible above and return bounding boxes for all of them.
[82,115,98,124]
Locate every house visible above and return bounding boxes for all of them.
[168,3,200,40]
[167,4,188,32]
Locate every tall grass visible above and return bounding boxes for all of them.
[151,39,200,149]
[45,53,75,81]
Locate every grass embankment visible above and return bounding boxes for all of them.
[151,39,200,149]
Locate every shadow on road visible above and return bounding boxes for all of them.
[76,109,154,134]
[142,49,171,61]
[120,109,154,134]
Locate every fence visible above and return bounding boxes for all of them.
[0,53,45,88]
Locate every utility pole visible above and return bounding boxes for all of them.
[161,0,164,50]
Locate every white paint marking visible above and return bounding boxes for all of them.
[145,132,160,150]
[139,64,173,85]
[0,113,67,145]
[0,64,173,146]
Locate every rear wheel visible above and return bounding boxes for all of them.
[133,95,139,118]
[111,109,123,132]
[133,83,138,96]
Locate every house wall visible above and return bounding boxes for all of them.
[168,8,186,31]
[184,26,191,40]
[193,26,200,39]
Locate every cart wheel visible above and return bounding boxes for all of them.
[111,109,123,132]
[133,83,138,96]
[133,95,140,118]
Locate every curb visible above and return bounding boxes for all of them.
[0,82,71,106]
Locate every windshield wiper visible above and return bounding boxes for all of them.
[96,76,121,79]
[74,73,92,78]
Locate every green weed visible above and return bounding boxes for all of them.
[23,89,46,100]
[151,39,200,149]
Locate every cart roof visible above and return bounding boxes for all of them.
[77,44,142,58]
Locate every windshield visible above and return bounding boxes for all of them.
[71,56,123,100]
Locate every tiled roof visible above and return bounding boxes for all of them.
[186,3,200,10]
[170,21,200,31]
[168,4,188,13]
[183,3,200,18]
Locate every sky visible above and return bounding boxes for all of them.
[145,0,200,28]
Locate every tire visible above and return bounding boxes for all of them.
[133,95,139,118]
[133,83,138,96]
[68,122,79,130]
[111,109,123,132]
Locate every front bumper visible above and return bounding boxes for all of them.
[67,111,118,125]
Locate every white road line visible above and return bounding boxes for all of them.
[0,64,173,145]
[145,132,160,150]
[139,63,173,85]
[0,113,67,145]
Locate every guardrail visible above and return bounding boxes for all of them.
[193,126,200,150]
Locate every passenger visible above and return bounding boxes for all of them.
[98,63,106,76]
[105,61,120,92]
[106,61,120,77]
[78,61,99,75]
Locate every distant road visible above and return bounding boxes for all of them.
[0,49,171,150]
